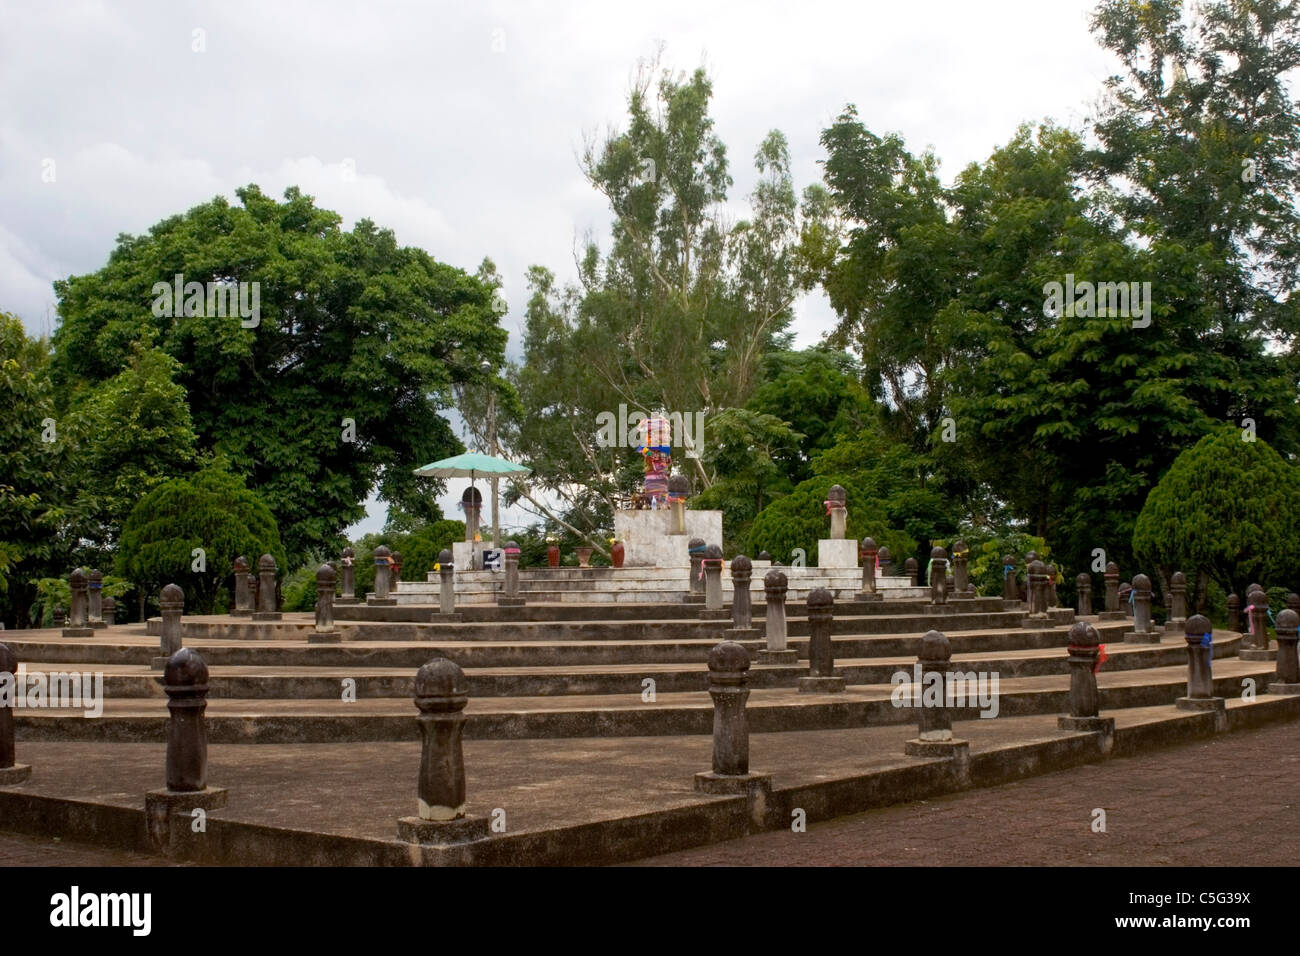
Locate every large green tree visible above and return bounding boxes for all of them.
[52,185,508,559]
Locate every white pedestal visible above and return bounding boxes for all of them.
[614,509,723,568]
[818,539,859,569]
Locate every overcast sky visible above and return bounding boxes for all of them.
[0,0,1122,537]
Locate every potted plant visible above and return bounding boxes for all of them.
[610,536,625,569]
[546,535,560,568]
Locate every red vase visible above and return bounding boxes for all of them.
[547,545,560,568]
[611,541,625,569]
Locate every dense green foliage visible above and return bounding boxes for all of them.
[1133,429,1300,606]
[117,461,287,614]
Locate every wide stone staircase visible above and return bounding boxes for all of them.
[4,593,1272,745]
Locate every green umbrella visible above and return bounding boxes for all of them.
[412,451,531,480]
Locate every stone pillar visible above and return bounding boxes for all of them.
[799,588,845,693]
[88,568,105,628]
[1288,593,1300,617]
[701,544,724,615]
[1021,560,1049,628]
[232,556,251,615]
[1002,555,1019,602]
[498,541,525,607]
[857,537,881,601]
[904,630,970,763]
[756,569,796,664]
[878,546,893,578]
[1165,571,1187,633]
[145,647,227,847]
[308,564,341,644]
[52,607,66,628]
[247,571,260,617]
[461,487,483,545]
[369,545,396,607]
[397,659,490,845]
[389,551,403,593]
[1075,573,1092,616]
[1270,608,1300,694]
[1239,586,1275,661]
[1175,614,1225,724]
[1118,583,1134,618]
[1226,593,1240,633]
[63,568,93,637]
[102,596,116,627]
[951,540,971,597]
[723,555,756,639]
[826,484,847,540]
[904,557,918,587]
[0,642,31,785]
[694,642,771,796]
[1059,622,1114,735]
[253,554,281,621]
[152,583,185,670]
[686,537,707,603]
[929,547,948,608]
[1099,561,1123,620]
[1045,564,1059,608]
[1123,574,1158,643]
[438,549,457,616]
[339,547,357,603]
[668,474,690,536]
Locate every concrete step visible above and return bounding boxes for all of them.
[11,656,1272,743]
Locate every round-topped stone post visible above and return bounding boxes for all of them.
[338,547,357,604]
[1240,586,1275,661]
[1288,593,1300,616]
[1059,622,1114,736]
[904,630,971,769]
[686,537,707,603]
[904,557,919,587]
[307,564,341,644]
[232,556,251,615]
[397,659,490,845]
[951,541,972,597]
[52,606,66,628]
[1045,564,1059,609]
[247,571,260,618]
[1175,614,1226,726]
[756,569,797,664]
[1021,560,1050,627]
[1123,574,1158,643]
[1269,609,1300,694]
[826,484,848,540]
[1164,571,1188,633]
[461,486,483,545]
[389,551,403,594]
[694,641,772,797]
[151,583,185,670]
[700,544,726,618]
[62,568,93,637]
[756,551,771,562]
[369,545,396,607]
[1118,582,1134,619]
[1226,593,1241,633]
[799,588,845,693]
[435,549,462,621]
[0,643,31,785]
[498,541,525,607]
[1076,573,1093,616]
[87,568,105,628]
[667,474,691,536]
[723,555,756,639]
[253,554,282,620]
[1002,555,1019,602]
[878,546,893,578]
[929,546,949,608]
[857,537,881,602]
[102,596,116,627]
[145,647,228,849]
[1099,561,1123,620]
